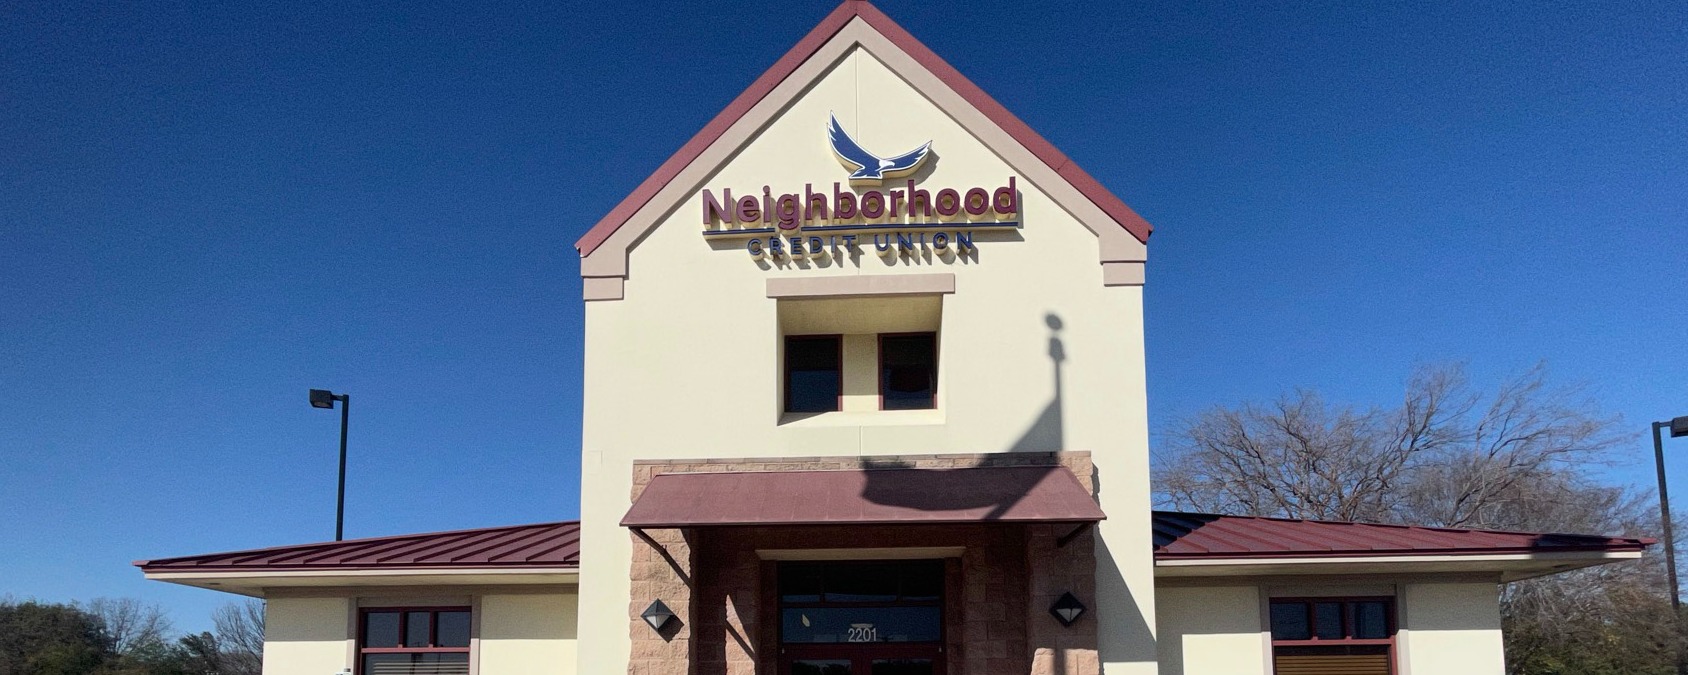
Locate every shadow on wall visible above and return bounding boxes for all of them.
[858,311,1068,519]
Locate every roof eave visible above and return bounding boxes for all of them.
[143,566,581,598]
[1154,548,1645,583]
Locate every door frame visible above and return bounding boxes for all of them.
[775,559,948,675]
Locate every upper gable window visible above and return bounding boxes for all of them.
[880,333,937,410]
[777,295,943,423]
[785,335,843,414]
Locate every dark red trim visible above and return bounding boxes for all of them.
[145,562,576,573]
[1154,544,1650,561]
[575,2,859,257]
[851,1,1152,244]
[574,0,1153,257]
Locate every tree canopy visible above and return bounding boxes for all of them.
[0,598,261,675]
[1154,363,1675,675]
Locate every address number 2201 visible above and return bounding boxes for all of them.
[846,624,878,643]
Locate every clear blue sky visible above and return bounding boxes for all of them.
[2,0,1683,633]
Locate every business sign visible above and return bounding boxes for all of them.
[701,115,1019,259]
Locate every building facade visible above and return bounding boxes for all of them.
[138,3,1649,675]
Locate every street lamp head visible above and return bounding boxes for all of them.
[309,389,340,409]
[1671,416,1688,439]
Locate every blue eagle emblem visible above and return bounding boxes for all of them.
[828,114,933,186]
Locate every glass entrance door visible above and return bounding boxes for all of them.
[778,560,945,675]
[785,644,939,675]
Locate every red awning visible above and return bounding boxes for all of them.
[620,466,1105,528]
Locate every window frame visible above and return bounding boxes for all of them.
[783,334,844,414]
[876,331,939,411]
[356,606,473,674]
[1268,597,1395,647]
[1268,597,1396,675]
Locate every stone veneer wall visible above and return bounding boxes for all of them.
[628,452,1099,675]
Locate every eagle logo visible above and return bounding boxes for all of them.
[828,114,933,186]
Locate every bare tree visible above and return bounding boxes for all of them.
[212,600,263,675]
[1155,362,1630,527]
[83,597,173,656]
[1153,362,1666,673]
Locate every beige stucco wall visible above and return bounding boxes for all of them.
[1152,580,1508,675]
[262,597,351,675]
[260,589,578,675]
[577,41,1154,675]
[479,593,578,674]
[1399,582,1505,675]
[1154,586,1266,675]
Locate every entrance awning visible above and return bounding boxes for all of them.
[620,465,1105,528]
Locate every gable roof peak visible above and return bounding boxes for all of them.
[574,0,1152,262]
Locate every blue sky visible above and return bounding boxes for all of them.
[2,0,1683,632]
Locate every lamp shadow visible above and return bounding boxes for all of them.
[858,311,1068,520]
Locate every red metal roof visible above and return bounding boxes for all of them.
[573,0,1153,257]
[1152,511,1652,560]
[137,510,1651,575]
[621,466,1106,528]
[135,521,579,572]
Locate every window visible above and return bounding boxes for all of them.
[778,561,945,675]
[785,335,842,413]
[879,333,937,410]
[359,608,471,675]
[778,560,944,644]
[1269,599,1393,675]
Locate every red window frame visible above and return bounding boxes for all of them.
[876,331,938,411]
[1268,597,1395,674]
[784,334,843,413]
[357,606,472,674]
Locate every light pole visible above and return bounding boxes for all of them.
[310,389,351,541]
[1652,414,1688,675]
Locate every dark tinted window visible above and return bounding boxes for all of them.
[1352,602,1389,639]
[781,606,942,643]
[790,660,851,675]
[779,560,945,645]
[1272,600,1393,642]
[364,612,401,648]
[900,561,943,601]
[780,563,824,603]
[780,560,945,604]
[824,562,899,602]
[880,334,937,410]
[786,336,841,413]
[435,611,471,648]
[404,612,431,648]
[1313,602,1343,639]
[1270,603,1310,640]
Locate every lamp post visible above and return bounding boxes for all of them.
[1652,415,1688,675]
[310,389,350,541]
